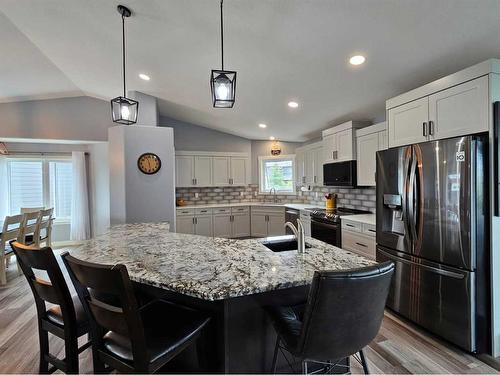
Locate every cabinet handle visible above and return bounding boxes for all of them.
[368,229,376,233]
[346,224,355,227]
[429,120,434,136]
[355,242,368,248]
[192,178,195,185]
[422,122,427,137]
[314,176,317,183]
[192,217,195,224]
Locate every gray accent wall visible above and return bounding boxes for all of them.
[250,140,302,184]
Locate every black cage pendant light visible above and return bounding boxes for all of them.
[111,5,138,124]
[210,0,236,108]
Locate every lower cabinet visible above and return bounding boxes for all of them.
[232,212,251,238]
[341,219,376,260]
[250,207,285,237]
[176,215,195,235]
[213,214,232,238]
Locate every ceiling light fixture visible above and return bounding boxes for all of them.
[288,101,299,108]
[139,73,150,81]
[269,136,275,141]
[110,5,138,125]
[349,55,366,66]
[210,0,236,108]
[259,123,267,128]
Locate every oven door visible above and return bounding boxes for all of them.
[311,218,341,247]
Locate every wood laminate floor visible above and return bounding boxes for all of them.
[0,256,498,374]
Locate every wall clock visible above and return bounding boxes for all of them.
[137,153,162,175]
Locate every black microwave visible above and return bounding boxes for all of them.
[323,161,357,187]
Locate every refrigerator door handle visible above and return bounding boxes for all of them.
[402,147,412,241]
[377,248,465,280]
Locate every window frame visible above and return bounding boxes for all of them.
[258,154,296,195]
[6,155,72,223]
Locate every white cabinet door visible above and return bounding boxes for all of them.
[267,214,285,236]
[388,97,429,148]
[356,133,379,186]
[175,156,194,187]
[195,215,213,237]
[305,149,315,184]
[212,157,230,186]
[230,157,247,186]
[429,76,488,141]
[232,213,250,238]
[251,213,268,237]
[322,134,337,163]
[194,156,212,187]
[336,129,354,161]
[296,149,306,185]
[313,147,323,186]
[213,214,232,238]
[378,130,388,150]
[176,216,195,234]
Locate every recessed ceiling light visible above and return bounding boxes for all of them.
[288,101,299,108]
[258,123,267,128]
[269,136,275,141]
[139,73,151,81]
[349,55,366,66]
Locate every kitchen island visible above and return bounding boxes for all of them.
[69,223,375,372]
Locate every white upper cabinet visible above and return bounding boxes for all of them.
[428,76,488,140]
[296,141,323,187]
[356,122,387,186]
[175,156,195,187]
[295,149,306,185]
[313,147,323,185]
[230,157,248,186]
[322,121,369,163]
[305,149,315,185]
[175,152,250,187]
[388,97,429,148]
[194,156,212,186]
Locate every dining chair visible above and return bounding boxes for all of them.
[62,253,212,373]
[18,211,41,246]
[0,214,24,285]
[21,207,45,214]
[265,261,394,374]
[34,208,54,247]
[10,241,91,373]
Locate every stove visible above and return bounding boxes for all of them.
[309,207,371,247]
[310,207,371,223]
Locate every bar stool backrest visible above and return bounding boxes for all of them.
[298,261,394,360]
[62,253,149,369]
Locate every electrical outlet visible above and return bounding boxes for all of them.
[240,191,244,197]
[315,192,318,199]
[194,192,199,199]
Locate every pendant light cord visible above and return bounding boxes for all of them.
[122,13,126,98]
[220,0,224,70]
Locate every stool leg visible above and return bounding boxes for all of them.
[359,349,369,374]
[38,327,49,374]
[271,336,280,374]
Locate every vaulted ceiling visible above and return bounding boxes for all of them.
[1,0,500,141]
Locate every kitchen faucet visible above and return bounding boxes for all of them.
[284,219,306,254]
[269,188,278,203]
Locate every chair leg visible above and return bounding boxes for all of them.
[271,336,280,374]
[359,349,369,374]
[0,258,6,285]
[65,336,79,374]
[38,328,49,374]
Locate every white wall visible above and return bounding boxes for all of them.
[108,125,176,229]
[88,143,110,236]
[128,91,159,127]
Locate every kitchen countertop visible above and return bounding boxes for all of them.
[341,214,376,226]
[69,222,375,301]
[176,202,321,210]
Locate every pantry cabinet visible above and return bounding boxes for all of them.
[387,76,489,148]
[175,152,250,187]
[356,122,388,186]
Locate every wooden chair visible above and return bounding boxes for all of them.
[10,241,91,374]
[21,207,45,214]
[34,208,54,247]
[0,214,23,285]
[18,211,41,246]
[62,253,211,373]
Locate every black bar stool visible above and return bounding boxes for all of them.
[62,252,211,373]
[10,241,91,374]
[265,261,394,374]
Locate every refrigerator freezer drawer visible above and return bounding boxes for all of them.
[376,246,476,352]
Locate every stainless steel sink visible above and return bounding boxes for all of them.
[261,236,312,252]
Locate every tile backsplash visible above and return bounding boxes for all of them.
[176,185,376,213]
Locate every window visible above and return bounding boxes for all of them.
[259,155,295,194]
[6,157,73,220]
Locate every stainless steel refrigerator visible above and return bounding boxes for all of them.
[376,134,490,353]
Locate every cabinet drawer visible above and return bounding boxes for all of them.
[195,208,213,216]
[341,220,362,232]
[342,231,376,259]
[252,206,285,214]
[362,223,376,237]
[213,207,231,215]
[177,208,195,216]
[231,206,249,214]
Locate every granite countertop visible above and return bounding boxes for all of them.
[69,222,375,301]
[341,214,376,226]
[176,202,321,211]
